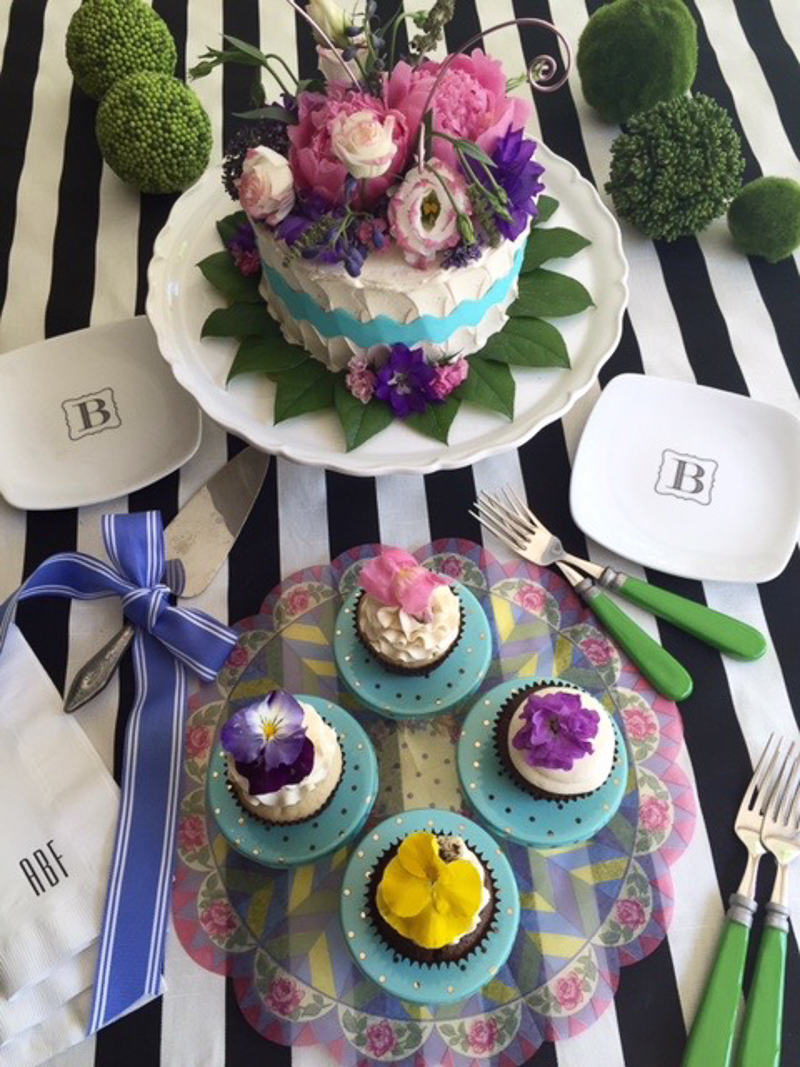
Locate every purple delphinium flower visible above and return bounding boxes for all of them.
[511,690,599,771]
[375,344,441,417]
[476,127,546,241]
[221,690,314,794]
[276,193,368,276]
[226,222,260,276]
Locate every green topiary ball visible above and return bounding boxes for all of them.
[727,177,800,263]
[66,0,177,101]
[96,72,212,194]
[605,94,745,241]
[577,0,698,124]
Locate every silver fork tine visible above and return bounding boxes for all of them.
[468,508,525,553]
[776,753,800,824]
[742,732,782,812]
[506,484,542,528]
[477,492,531,540]
[765,742,796,819]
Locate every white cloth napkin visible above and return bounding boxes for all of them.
[0,624,118,1050]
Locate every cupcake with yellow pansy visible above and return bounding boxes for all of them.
[368,830,496,964]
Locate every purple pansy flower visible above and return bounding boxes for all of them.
[476,127,546,241]
[221,690,314,794]
[375,344,441,417]
[511,690,599,771]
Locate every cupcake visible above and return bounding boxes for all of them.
[355,548,462,676]
[221,689,343,824]
[368,830,495,964]
[497,683,615,798]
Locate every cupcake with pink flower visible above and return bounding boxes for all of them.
[354,548,463,676]
[495,682,616,799]
[221,689,343,823]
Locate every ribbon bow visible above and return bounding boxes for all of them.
[0,513,237,1031]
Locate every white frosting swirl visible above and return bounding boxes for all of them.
[445,837,491,943]
[358,585,460,667]
[229,701,339,810]
[507,685,615,796]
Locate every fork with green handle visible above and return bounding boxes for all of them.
[681,736,792,1067]
[735,750,800,1067]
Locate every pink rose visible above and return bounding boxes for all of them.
[624,707,656,742]
[580,637,613,666]
[186,725,211,758]
[330,109,398,179]
[345,354,377,404]
[467,1017,499,1053]
[178,813,207,851]
[386,51,533,171]
[228,646,248,668]
[554,972,583,1011]
[286,588,312,615]
[200,898,238,941]
[288,87,411,207]
[360,548,450,618]
[439,555,464,579]
[431,357,469,400]
[364,1020,395,1057]
[237,147,295,226]
[516,585,546,614]
[387,159,471,268]
[264,975,304,1016]
[615,897,646,929]
[640,795,670,833]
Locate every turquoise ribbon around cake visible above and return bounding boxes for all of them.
[261,246,525,349]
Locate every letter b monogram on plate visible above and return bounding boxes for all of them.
[655,449,718,505]
[62,387,121,441]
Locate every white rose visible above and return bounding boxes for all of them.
[317,45,367,85]
[330,110,398,180]
[236,146,295,226]
[307,0,351,48]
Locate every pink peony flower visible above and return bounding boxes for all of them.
[580,637,613,666]
[516,585,546,614]
[364,1020,396,1057]
[264,975,304,1016]
[186,725,211,758]
[227,645,248,668]
[237,147,295,226]
[360,547,450,618]
[386,51,533,171]
[200,898,238,942]
[288,87,411,207]
[431,356,469,400]
[554,972,584,1011]
[345,354,377,404]
[624,707,657,742]
[178,813,207,851]
[640,795,670,833]
[467,1017,499,1054]
[387,158,471,268]
[615,897,646,929]
[286,587,312,615]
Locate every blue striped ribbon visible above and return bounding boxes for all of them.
[0,512,237,1031]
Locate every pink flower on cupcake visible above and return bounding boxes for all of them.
[360,547,451,619]
[388,159,471,268]
[236,146,295,225]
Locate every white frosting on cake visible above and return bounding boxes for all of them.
[358,585,460,667]
[228,700,340,810]
[507,686,615,797]
[255,226,529,371]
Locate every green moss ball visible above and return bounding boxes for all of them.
[66,0,177,101]
[727,177,800,263]
[577,0,698,124]
[96,73,212,194]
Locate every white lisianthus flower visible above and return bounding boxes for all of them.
[236,146,295,226]
[307,0,352,48]
[330,110,398,179]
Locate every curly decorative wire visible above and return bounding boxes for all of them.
[416,19,572,168]
[281,0,361,87]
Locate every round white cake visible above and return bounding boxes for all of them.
[255,225,529,371]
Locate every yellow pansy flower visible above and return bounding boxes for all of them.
[376,832,483,949]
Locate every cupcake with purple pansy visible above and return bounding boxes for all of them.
[222,689,343,823]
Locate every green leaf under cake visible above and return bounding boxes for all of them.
[227,335,309,384]
[334,381,395,451]
[404,396,461,443]
[198,251,262,303]
[201,302,275,339]
[510,269,595,318]
[521,227,591,273]
[455,357,515,418]
[477,318,570,368]
[272,360,337,423]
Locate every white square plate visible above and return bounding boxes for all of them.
[0,317,201,510]
[570,374,800,582]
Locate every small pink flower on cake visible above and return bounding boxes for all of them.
[236,146,295,225]
[360,548,451,620]
[345,354,377,404]
[430,356,469,399]
[330,109,398,178]
[388,159,472,268]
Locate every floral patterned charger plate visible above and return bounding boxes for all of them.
[173,540,694,1065]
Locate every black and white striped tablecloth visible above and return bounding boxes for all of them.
[1,1,798,1064]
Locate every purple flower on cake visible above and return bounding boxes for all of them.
[512,690,600,771]
[345,354,377,404]
[375,344,441,416]
[430,356,469,400]
[387,160,471,268]
[483,126,546,240]
[360,547,450,619]
[330,109,398,179]
[226,222,260,276]
[236,146,295,226]
[220,690,315,794]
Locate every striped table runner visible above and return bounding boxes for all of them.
[0,2,797,1065]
